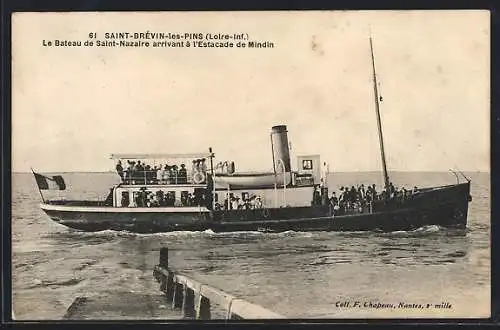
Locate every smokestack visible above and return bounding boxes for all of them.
[271,125,291,172]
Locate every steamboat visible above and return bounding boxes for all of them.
[35,37,472,233]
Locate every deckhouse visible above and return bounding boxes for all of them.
[109,152,215,209]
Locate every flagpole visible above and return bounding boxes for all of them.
[31,168,46,203]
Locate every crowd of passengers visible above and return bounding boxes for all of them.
[214,193,264,211]
[313,182,420,215]
[120,188,208,208]
[115,185,264,209]
[115,159,207,185]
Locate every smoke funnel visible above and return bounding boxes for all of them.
[271,125,291,172]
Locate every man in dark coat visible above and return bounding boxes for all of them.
[178,164,187,183]
[116,160,124,181]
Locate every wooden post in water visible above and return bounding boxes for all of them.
[197,296,211,320]
[159,275,167,292]
[159,247,169,269]
[172,283,184,309]
[165,272,175,303]
[181,285,187,316]
[182,287,196,318]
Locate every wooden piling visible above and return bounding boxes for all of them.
[172,282,184,309]
[159,274,167,292]
[197,296,211,320]
[165,272,175,303]
[159,247,169,269]
[182,287,196,319]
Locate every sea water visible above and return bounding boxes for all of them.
[11,172,490,319]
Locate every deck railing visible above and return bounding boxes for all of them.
[120,170,205,185]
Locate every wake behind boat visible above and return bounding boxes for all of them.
[35,36,472,233]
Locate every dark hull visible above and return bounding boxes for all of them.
[41,182,471,233]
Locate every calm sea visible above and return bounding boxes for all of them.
[11,172,490,319]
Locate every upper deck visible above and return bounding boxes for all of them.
[111,152,212,186]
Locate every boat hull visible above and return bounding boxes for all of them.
[40,204,211,232]
[213,201,468,233]
[40,182,470,233]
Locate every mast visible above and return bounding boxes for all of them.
[369,36,390,189]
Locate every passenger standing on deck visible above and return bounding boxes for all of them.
[156,165,163,184]
[232,197,239,210]
[151,194,159,207]
[129,192,137,207]
[147,165,154,184]
[249,195,257,209]
[401,187,407,203]
[329,192,338,207]
[238,198,245,210]
[365,190,373,212]
[389,182,396,199]
[178,164,187,184]
[255,196,263,209]
[371,184,377,200]
[329,192,338,216]
[349,186,357,209]
[157,190,165,206]
[191,160,198,182]
[128,161,136,184]
[136,161,144,184]
[312,186,321,206]
[135,190,142,207]
[161,166,166,184]
[145,165,150,183]
[164,165,171,184]
[141,188,148,207]
[360,184,366,199]
[172,165,179,184]
[116,160,124,181]
[200,159,207,173]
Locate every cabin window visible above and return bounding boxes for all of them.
[166,191,176,207]
[302,160,313,170]
[194,188,206,207]
[156,190,165,206]
[181,191,189,206]
[120,191,130,207]
[129,191,139,207]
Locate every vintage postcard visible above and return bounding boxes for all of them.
[11,11,490,320]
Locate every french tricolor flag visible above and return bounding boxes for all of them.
[32,171,66,190]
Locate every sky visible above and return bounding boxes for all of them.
[12,11,490,173]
